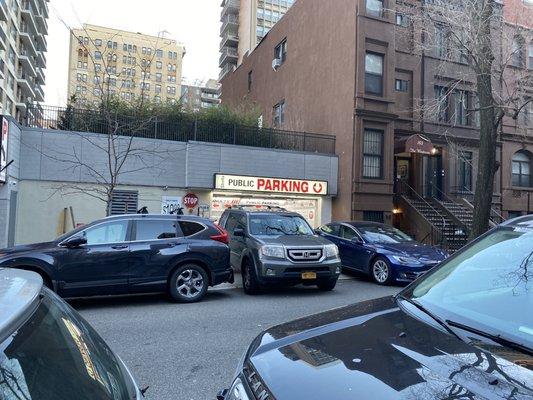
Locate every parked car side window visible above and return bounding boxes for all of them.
[82,221,129,245]
[321,224,340,237]
[179,221,205,237]
[135,219,177,241]
[341,225,359,241]
[225,213,246,234]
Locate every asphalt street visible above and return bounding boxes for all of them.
[72,274,401,400]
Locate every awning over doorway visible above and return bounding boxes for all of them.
[395,134,434,155]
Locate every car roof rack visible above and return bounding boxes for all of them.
[229,205,288,212]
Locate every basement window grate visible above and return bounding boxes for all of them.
[110,190,139,215]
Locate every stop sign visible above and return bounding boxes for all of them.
[183,193,199,209]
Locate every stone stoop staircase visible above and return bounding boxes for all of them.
[405,198,469,252]
[437,200,474,232]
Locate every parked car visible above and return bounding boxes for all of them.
[0,214,233,303]
[0,268,144,399]
[219,215,533,400]
[219,206,341,294]
[317,221,448,285]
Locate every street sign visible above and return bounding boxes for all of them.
[214,174,328,195]
[162,196,182,215]
[183,193,199,209]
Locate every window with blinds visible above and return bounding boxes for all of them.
[110,190,139,215]
[363,129,384,179]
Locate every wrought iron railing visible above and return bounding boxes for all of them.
[22,105,337,155]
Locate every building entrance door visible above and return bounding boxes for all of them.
[423,154,443,199]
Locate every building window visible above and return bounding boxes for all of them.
[95,39,102,47]
[434,85,449,122]
[528,43,533,69]
[156,49,163,58]
[363,129,384,179]
[274,39,287,63]
[273,100,285,128]
[458,151,473,192]
[366,0,384,17]
[395,79,408,92]
[435,24,450,59]
[453,90,469,126]
[94,51,102,60]
[156,61,162,69]
[363,211,385,223]
[396,13,409,27]
[248,70,253,92]
[365,52,384,96]
[512,151,531,187]
[511,36,524,67]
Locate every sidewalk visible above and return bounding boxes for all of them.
[212,272,355,291]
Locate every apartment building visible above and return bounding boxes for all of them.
[0,0,49,121]
[221,0,533,249]
[67,24,185,105]
[219,0,295,79]
[181,79,221,111]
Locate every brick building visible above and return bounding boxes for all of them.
[221,0,533,249]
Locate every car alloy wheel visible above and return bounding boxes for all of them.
[176,269,205,299]
[372,259,391,285]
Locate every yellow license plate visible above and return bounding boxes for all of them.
[301,272,317,280]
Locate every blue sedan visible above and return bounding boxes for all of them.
[317,222,448,285]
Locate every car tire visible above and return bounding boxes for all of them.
[169,264,209,303]
[242,259,261,295]
[371,257,393,285]
[317,278,337,291]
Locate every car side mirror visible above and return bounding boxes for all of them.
[233,228,245,237]
[63,236,87,248]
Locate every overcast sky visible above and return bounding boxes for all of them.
[44,0,220,106]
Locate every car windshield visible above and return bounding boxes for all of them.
[407,225,533,351]
[249,215,314,236]
[0,290,137,400]
[357,224,414,244]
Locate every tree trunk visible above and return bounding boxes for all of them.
[471,0,498,240]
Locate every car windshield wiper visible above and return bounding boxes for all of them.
[265,225,289,235]
[445,319,533,357]
[396,294,462,341]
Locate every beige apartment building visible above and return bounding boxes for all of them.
[0,0,49,121]
[67,24,185,105]
[219,0,295,79]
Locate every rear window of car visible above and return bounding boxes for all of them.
[179,221,205,237]
[135,219,177,240]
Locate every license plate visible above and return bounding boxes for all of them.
[301,272,317,280]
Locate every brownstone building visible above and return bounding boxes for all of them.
[221,0,533,248]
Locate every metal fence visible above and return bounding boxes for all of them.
[24,105,336,155]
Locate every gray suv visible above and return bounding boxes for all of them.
[220,207,342,294]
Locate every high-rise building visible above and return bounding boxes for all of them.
[181,79,221,112]
[0,0,49,121]
[67,24,186,106]
[219,0,295,79]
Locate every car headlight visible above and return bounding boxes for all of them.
[226,378,250,400]
[325,244,339,258]
[260,245,285,259]
[391,255,423,265]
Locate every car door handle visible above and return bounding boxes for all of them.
[111,245,128,250]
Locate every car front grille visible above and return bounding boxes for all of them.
[287,248,323,262]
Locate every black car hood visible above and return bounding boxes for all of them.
[257,235,333,247]
[0,241,56,255]
[247,297,533,400]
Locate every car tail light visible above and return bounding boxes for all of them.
[211,224,229,244]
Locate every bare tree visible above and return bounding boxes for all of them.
[43,21,181,215]
[407,0,533,238]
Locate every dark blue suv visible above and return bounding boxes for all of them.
[0,214,233,302]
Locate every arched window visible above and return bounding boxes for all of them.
[512,151,531,187]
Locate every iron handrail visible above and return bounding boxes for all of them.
[450,186,505,224]
[396,179,447,247]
